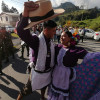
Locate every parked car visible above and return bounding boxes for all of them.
[5,26,15,33]
[94,31,100,41]
[84,29,95,39]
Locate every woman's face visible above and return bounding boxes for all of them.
[60,32,71,46]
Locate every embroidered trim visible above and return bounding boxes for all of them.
[50,84,69,96]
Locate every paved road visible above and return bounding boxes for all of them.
[78,39,100,52]
[0,38,100,100]
[0,38,44,100]
[77,39,100,64]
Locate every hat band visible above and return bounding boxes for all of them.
[30,9,54,22]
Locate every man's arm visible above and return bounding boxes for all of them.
[17,1,39,49]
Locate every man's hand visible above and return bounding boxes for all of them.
[23,1,39,17]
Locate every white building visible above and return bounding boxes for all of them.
[0,12,19,27]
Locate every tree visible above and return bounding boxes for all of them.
[59,17,66,26]
[1,1,10,12]
[1,1,19,13]
[10,7,19,13]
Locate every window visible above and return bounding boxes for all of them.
[86,30,89,32]
[12,17,18,21]
[0,17,2,21]
[6,16,8,21]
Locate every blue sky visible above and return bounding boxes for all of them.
[0,0,100,13]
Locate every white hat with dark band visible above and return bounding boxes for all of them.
[24,0,65,29]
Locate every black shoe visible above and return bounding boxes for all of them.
[0,71,3,75]
[17,93,23,100]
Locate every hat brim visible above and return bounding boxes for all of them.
[24,8,65,30]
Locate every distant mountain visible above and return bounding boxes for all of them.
[54,2,80,13]
[52,2,100,31]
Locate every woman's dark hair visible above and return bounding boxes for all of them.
[43,20,57,29]
[64,30,72,37]
[19,13,22,20]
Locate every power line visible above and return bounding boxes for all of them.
[10,0,24,4]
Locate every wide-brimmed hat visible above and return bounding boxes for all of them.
[24,0,65,30]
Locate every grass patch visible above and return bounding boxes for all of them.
[70,16,100,31]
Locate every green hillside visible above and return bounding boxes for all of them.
[54,2,100,31]
[55,15,100,31]
[72,16,100,31]
[54,2,79,13]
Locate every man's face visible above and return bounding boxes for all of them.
[0,27,6,33]
[0,27,6,38]
[32,26,36,32]
[44,27,56,38]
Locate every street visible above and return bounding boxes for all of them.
[0,38,100,100]
[78,39,100,52]
[0,38,43,100]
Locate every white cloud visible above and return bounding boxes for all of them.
[0,0,2,13]
[51,0,100,9]
[0,0,24,13]
[72,0,100,9]
[0,0,100,13]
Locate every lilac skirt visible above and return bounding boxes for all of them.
[48,64,76,100]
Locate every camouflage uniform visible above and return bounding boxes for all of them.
[3,32,14,62]
[0,32,4,73]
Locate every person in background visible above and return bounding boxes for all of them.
[0,27,6,75]
[80,27,86,42]
[31,25,40,36]
[68,27,74,34]
[56,28,62,43]
[19,39,29,59]
[37,24,43,33]
[74,26,79,34]
[2,27,15,63]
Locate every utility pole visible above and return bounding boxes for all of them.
[81,0,85,21]
[87,0,89,9]
[81,5,84,21]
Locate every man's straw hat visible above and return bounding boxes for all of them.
[24,0,65,29]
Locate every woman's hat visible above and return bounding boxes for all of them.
[24,0,65,29]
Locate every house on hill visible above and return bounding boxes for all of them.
[0,12,19,27]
